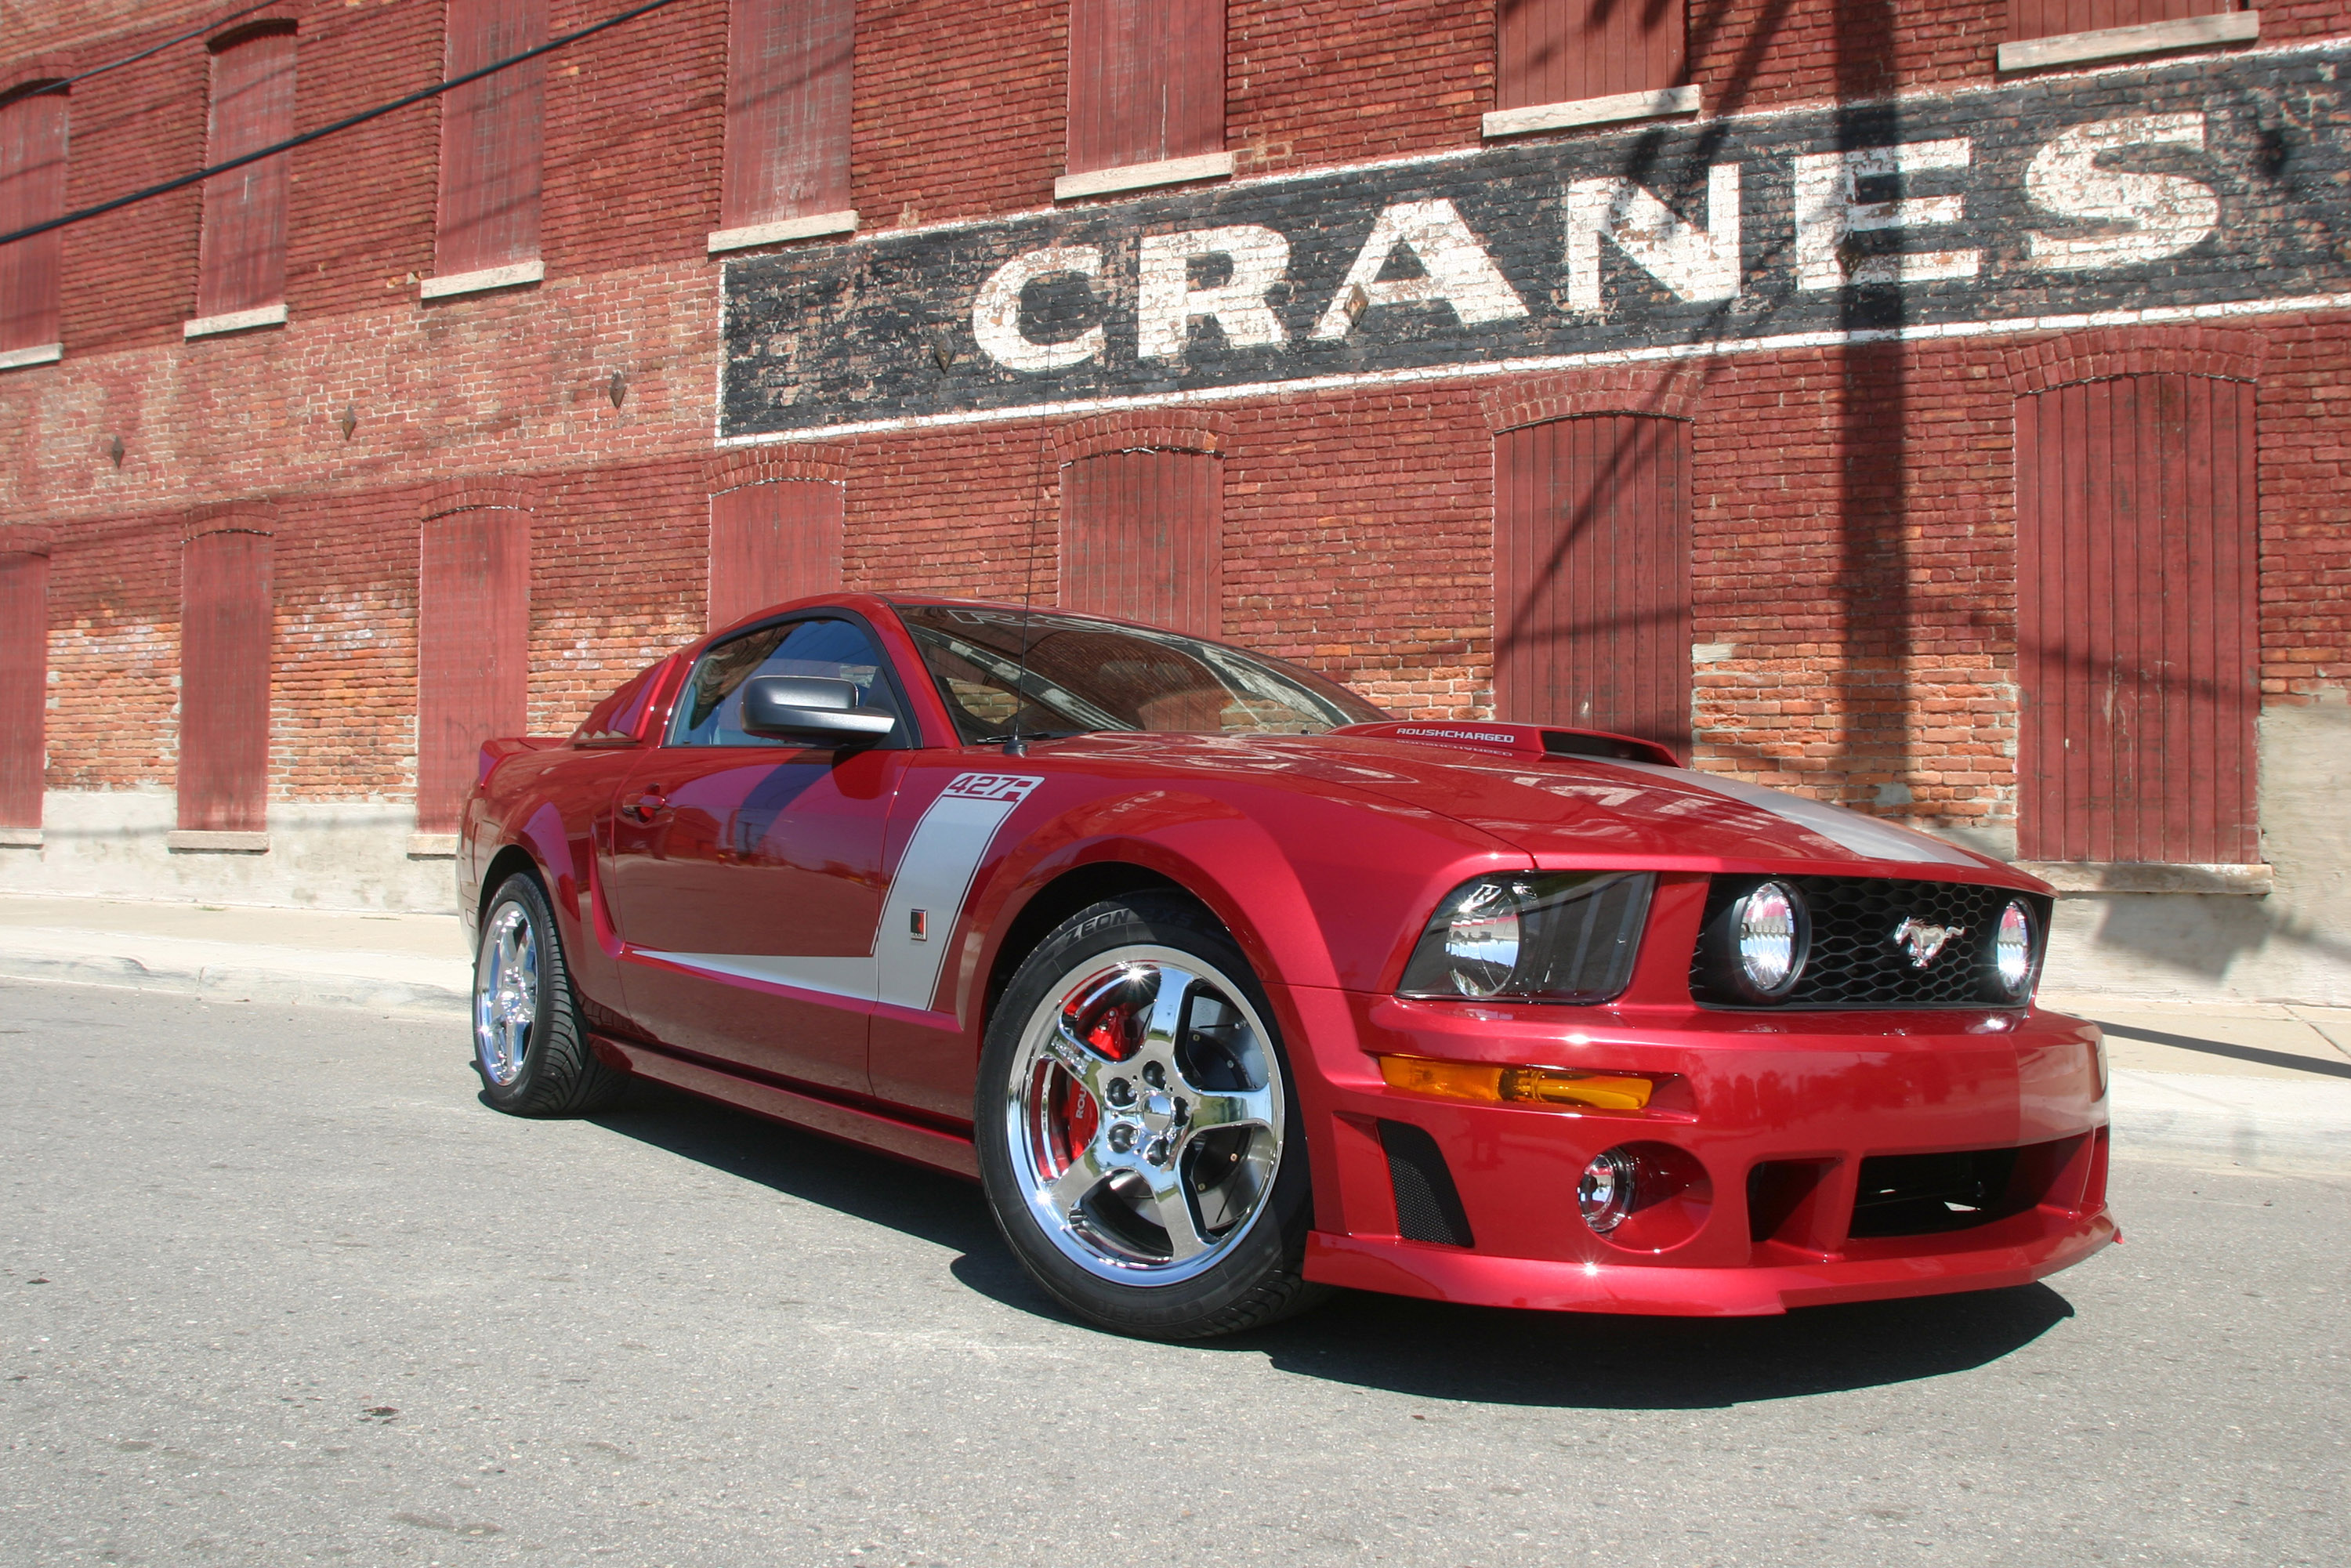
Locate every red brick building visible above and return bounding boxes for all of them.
[2,0,2347,1004]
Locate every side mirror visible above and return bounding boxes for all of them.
[739,676,897,744]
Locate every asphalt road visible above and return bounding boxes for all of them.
[3,981,2345,1568]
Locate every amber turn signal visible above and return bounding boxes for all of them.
[1378,1055,1654,1112]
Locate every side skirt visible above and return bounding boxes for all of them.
[589,1034,980,1180]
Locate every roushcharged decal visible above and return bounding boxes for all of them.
[643,773,1044,1012]
[721,45,2351,438]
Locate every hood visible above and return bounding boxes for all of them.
[1034,724,2031,886]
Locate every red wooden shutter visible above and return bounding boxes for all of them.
[178,531,274,834]
[0,84,68,353]
[2016,375,2258,864]
[1494,415,1693,757]
[708,480,844,630]
[436,0,546,277]
[1067,0,1225,177]
[720,0,853,230]
[197,27,298,320]
[0,549,46,829]
[1497,0,1685,110]
[416,507,530,834]
[1060,449,1222,637]
[2009,0,2227,42]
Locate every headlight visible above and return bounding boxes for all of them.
[1397,872,1654,1004]
[1989,897,2036,1002]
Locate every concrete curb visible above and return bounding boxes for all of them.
[0,931,470,1019]
[2108,1069,2351,1177]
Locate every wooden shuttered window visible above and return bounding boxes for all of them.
[1060,449,1222,638]
[0,549,46,829]
[2009,0,2230,42]
[197,25,299,322]
[1494,415,1693,758]
[720,0,853,231]
[1066,0,1225,178]
[178,531,274,834]
[2016,374,2259,865]
[0,83,67,354]
[435,0,546,279]
[708,479,844,631]
[1497,0,1685,111]
[416,507,529,834]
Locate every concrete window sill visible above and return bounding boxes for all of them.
[708,210,859,253]
[1483,85,1702,140]
[407,834,460,860]
[0,827,42,848]
[420,259,545,300]
[0,342,63,371]
[167,830,271,854]
[2014,861,2274,896]
[183,302,288,339]
[1055,151,1234,203]
[1997,11,2259,73]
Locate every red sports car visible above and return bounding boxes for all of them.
[460,593,2113,1339]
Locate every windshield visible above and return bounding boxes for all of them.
[893,603,1388,743]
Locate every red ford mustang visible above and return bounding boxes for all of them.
[460,592,2114,1339]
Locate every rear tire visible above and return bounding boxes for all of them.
[976,893,1330,1340]
[473,871,623,1117]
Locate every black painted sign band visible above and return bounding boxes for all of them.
[720,47,2351,439]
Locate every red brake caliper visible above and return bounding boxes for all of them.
[1052,988,1138,1168]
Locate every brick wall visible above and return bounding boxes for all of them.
[4,0,2349,852]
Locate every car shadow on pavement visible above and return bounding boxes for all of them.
[1226,1282,2078,1409]
[583,1077,2077,1410]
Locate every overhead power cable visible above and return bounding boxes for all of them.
[14,0,286,100]
[0,0,680,252]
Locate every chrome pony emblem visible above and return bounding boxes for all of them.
[1891,917,1963,969]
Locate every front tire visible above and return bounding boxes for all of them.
[976,894,1328,1340]
[473,871,622,1117]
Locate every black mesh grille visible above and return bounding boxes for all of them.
[1690,876,2052,1010]
[1378,1120,1476,1248]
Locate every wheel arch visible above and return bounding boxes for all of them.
[476,844,547,935]
[980,860,1200,1033]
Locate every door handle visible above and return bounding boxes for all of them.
[621,791,670,824]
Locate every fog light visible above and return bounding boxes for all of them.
[1578,1146,1639,1234]
[1736,881,1806,998]
[1991,898,2034,1000]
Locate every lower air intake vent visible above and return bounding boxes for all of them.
[1378,1119,1476,1248]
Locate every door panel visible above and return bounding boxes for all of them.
[595,614,914,1093]
[603,745,903,1092]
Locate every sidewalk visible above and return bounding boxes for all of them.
[1,894,2344,1175]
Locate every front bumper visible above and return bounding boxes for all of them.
[1284,989,2115,1316]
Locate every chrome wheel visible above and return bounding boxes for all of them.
[1006,944,1284,1287]
[474,902,539,1088]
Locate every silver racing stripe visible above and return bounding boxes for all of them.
[642,771,1043,1012]
[1607,760,1984,868]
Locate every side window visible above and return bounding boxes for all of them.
[668,617,904,747]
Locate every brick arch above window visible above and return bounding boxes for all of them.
[1480,365,1707,434]
[207,16,301,50]
[704,444,849,494]
[2003,326,2264,394]
[184,499,279,539]
[1052,413,1230,465]
[419,479,536,522]
[0,523,55,555]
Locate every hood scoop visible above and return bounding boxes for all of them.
[1331,720,1680,768]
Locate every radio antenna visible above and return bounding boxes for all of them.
[1005,425,1052,756]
